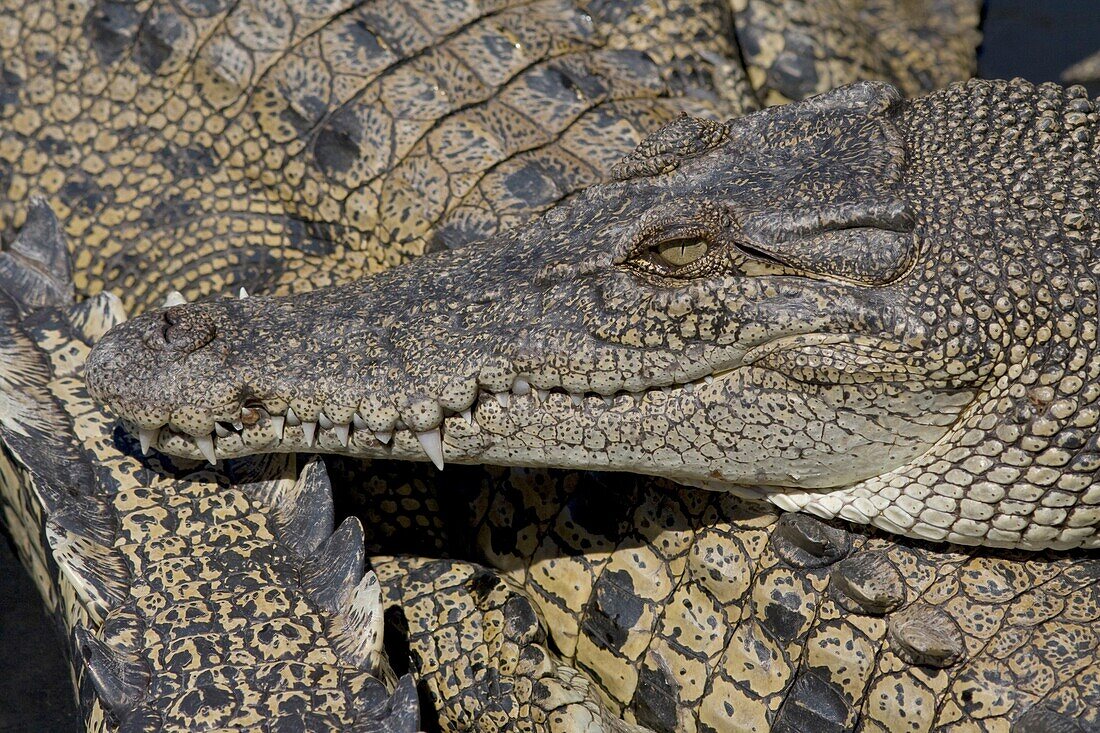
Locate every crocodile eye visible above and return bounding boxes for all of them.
[654,238,708,266]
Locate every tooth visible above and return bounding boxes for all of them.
[604,396,614,407]
[286,407,301,426]
[214,423,231,438]
[495,392,510,408]
[704,376,714,385]
[270,415,285,439]
[536,389,549,401]
[302,421,317,446]
[512,378,531,395]
[238,287,249,299]
[138,427,158,455]
[163,291,187,307]
[334,423,350,447]
[374,430,392,445]
[196,433,217,464]
[571,394,583,407]
[417,429,445,470]
[352,413,368,430]
[460,408,473,424]
[318,413,334,430]
[684,383,694,393]
[231,420,243,431]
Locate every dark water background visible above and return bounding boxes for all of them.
[2,1,1099,730]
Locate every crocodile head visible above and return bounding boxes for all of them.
[88,80,1100,550]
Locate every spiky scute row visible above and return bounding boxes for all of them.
[0,269,419,730]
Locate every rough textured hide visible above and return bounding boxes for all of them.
[91,79,1100,553]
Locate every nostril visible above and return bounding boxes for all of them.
[142,306,217,353]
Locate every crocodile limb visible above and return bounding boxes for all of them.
[89,78,1100,552]
[0,200,642,731]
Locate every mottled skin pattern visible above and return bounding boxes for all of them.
[0,0,980,312]
[91,79,1100,553]
[0,0,1010,730]
[345,459,1100,732]
[0,0,749,312]
[0,261,418,731]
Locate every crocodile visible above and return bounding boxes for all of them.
[16,204,1100,733]
[90,78,1100,553]
[85,75,1100,733]
[6,0,1063,729]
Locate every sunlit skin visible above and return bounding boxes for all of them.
[89,80,1100,551]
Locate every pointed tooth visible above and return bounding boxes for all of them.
[603,396,614,407]
[571,394,583,407]
[195,433,217,464]
[334,423,350,447]
[374,430,392,445]
[286,406,301,426]
[270,415,285,439]
[238,286,249,299]
[536,388,549,401]
[512,377,531,395]
[138,427,158,455]
[163,290,186,307]
[460,408,473,424]
[302,421,317,446]
[495,392,510,408]
[352,413,368,430]
[684,383,694,393]
[417,429,445,470]
[318,412,334,430]
[704,375,714,385]
[231,420,243,431]
[214,423,231,438]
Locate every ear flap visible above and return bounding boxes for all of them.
[729,82,914,285]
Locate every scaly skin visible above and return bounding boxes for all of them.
[345,458,1100,732]
[0,0,979,313]
[0,0,991,728]
[0,228,634,731]
[90,78,1100,552]
[0,0,751,312]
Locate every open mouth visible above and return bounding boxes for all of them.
[127,367,741,467]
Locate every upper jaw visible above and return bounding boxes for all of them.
[111,344,750,467]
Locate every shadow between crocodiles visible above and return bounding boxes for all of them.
[87,79,1100,553]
